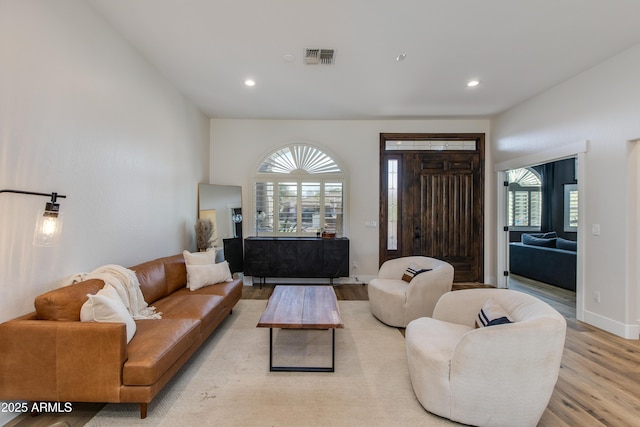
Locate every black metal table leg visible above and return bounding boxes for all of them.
[268,328,336,373]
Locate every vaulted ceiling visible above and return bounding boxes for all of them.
[88,0,640,119]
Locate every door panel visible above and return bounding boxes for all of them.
[416,155,480,281]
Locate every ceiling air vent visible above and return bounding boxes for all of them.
[304,48,335,65]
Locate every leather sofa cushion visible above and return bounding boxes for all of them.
[131,259,168,304]
[34,279,105,321]
[173,278,242,301]
[130,254,188,304]
[162,254,188,295]
[123,318,200,386]
[153,294,225,333]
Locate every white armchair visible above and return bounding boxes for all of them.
[405,289,567,427]
[367,256,454,327]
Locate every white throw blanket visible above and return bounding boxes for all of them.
[66,264,161,319]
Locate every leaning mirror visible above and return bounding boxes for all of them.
[198,184,243,273]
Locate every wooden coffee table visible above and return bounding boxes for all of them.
[257,285,344,372]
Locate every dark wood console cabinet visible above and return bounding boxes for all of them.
[244,237,349,281]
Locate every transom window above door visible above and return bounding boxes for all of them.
[254,144,344,237]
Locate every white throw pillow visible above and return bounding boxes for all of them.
[183,249,217,265]
[80,286,136,343]
[186,261,233,291]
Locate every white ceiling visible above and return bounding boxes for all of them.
[88,0,640,120]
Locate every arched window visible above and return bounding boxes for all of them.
[254,144,345,236]
[507,168,542,230]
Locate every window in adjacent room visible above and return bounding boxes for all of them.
[564,183,578,232]
[507,168,542,231]
[254,144,344,237]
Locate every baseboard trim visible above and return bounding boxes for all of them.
[582,310,640,340]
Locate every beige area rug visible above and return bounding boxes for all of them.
[86,300,460,427]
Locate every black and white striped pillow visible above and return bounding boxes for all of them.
[477,299,513,327]
[401,264,432,282]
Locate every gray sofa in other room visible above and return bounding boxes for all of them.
[509,232,576,291]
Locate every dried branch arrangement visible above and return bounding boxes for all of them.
[195,218,214,251]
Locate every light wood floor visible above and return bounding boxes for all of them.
[6,277,640,426]
[508,275,640,427]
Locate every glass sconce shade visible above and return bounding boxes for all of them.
[1,190,67,247]
[33,203,63,246]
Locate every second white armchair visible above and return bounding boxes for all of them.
[367,256,454,327]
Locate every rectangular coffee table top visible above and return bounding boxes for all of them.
[257,285,343,329]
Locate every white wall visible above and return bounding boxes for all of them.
[210,118,492,283]
[0,0,209,322]
[493,44,640,338]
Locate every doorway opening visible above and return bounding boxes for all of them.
[506,159,578,294]
[495,140,587,321]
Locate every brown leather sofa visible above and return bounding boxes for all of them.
[0,253,242,418]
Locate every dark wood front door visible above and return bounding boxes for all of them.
[380,133,484,282]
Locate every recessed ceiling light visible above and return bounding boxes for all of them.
[467,80,480,87]
[244,79,256,87]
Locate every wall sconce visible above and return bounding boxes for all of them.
[1,189,67,247]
